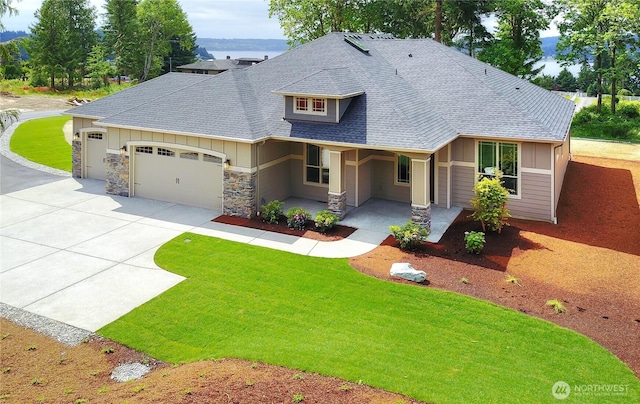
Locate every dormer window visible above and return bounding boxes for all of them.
[294,97,327,116]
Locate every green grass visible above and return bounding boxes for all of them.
[99,234,640,403]
[9,115,72,171]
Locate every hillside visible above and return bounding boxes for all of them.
[195,38,288,52]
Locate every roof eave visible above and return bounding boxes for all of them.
[271,90,365,100]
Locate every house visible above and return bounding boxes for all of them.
[176,56,266,75]
[67,33,575,231]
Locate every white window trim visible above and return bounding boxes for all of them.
[475,140,521,199]
[303,144,330,187]
[394,154,411,187]
[294,96,328,116]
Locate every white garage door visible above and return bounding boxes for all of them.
[85,132,107,180]
[133,146,223,210]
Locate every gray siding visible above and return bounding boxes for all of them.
[451,138,475,163]
[522,142,551,169]
[358,160,372,205]
[371,160,410,203]
[451,165,475,208]
[338,98,352,121]
[284,96,338,123]
[289,158,330,202]
[554,140,570,217]
[258,162,291,206]
[509,172,552,221]
[436,166,448,208]
[346,165,356,206]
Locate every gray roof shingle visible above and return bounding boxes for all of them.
[68,33,575,152]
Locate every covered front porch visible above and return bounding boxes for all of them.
[282,197,462,243]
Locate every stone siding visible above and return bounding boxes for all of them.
[224,170,256,218]
[105,152,130,197]
[411,204,431,232]
[328,191,347,219]
[72,140,82,178]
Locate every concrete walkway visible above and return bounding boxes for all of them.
[0,114,457,335]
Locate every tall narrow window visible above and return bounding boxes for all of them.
[478,141,519,195]
[306,144,330,185]
[397,154,410,184]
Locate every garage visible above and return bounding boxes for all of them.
[133,145,223,210]
[84,131,107,180]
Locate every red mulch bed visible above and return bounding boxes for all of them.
[213,214,357,241]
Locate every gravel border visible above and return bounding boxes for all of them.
[0,110,72,177]
[0,303,93,346]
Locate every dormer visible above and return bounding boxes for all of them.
[272,68,364,124]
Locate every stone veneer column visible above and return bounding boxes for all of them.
[72,140,82,178]
[328,191,347,219]
[223,170,256,218]
[411,204,431,233]
[105,152,130,197]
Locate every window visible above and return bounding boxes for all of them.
[135,146,152,154]
[397,154,410,184]
[157,147,175,157]
[203,154,222,163]
[294,96,327,115]
[180,152,198,160]
[295,97,308,112]
[306,144,330,185]
[312,98,325,113]
[87,133,102,140]
[478,141,518,195]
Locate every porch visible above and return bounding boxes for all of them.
[282,197,462,243]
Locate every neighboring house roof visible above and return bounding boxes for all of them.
[177,57,264,72]
[68,33,575,152]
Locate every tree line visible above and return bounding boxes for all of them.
[1,0,198,88]
[269,0,640,113]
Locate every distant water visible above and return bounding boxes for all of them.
[209,51,580,78]
[207,50,284,60]
[534,58,582,77]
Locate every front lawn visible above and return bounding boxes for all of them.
[9,115,72,171]
[99,234,639,403]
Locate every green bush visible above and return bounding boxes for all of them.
[464,231,486,254]
[389,221,429,250]
[617,102,640,119]
[314,210,340,233]
[260,200,284,224]
[470,172,511,233]
[286,207,312,230]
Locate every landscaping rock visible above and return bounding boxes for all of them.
[390,263,426,283]
[111,362,150,382]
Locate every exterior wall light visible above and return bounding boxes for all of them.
[224,159,231,170]
[73,132,80,140]
[120,145,128,154]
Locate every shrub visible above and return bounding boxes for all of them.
[470,172,511,233]
[464,231,485,254]
[617,102,640,119]
[389,221,429,250]
[314,210,340,233]
[260,200,284,224]
[546,299,567,314]
[286,207,311,230]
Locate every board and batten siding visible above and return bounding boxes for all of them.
[437,166,448,208]
[371,159,411,203]
[106,127,253,168]
[257,140,293,204]
[451,165,475,207]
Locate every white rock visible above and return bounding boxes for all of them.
[390,263,426,283]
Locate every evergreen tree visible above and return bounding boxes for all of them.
[103,0,139,84]
[556,68,578,91]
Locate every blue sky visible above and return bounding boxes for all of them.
[3,0,287,39]
[3,0,559,39]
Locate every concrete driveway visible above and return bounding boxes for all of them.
[1,177,218,332]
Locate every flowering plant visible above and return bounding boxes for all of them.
[286,207,311,230]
